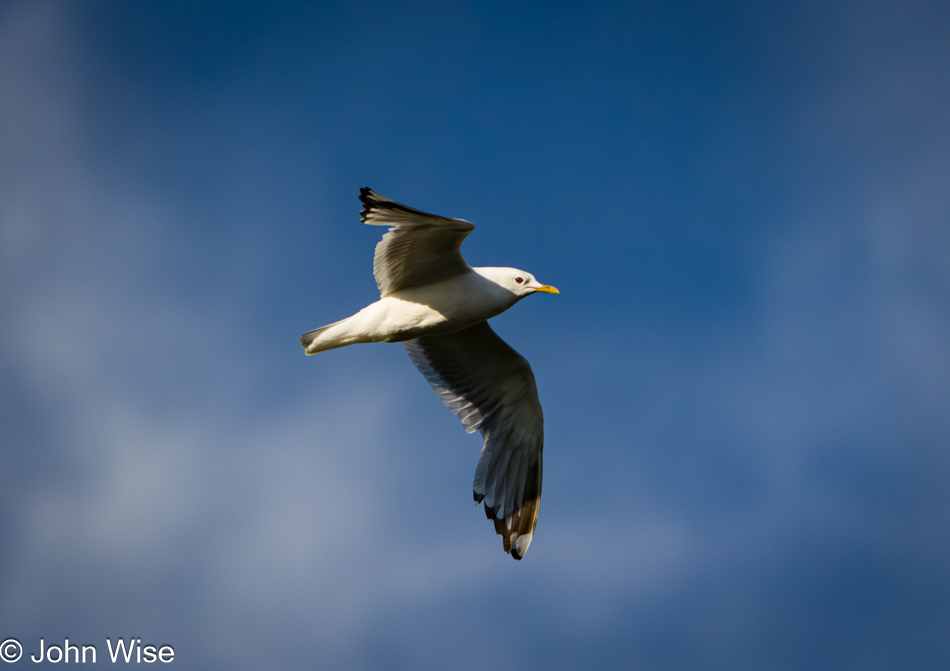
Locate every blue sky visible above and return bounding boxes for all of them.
[2,1,949,669]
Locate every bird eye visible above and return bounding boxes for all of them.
[515,277,524,284]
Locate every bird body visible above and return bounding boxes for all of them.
[302,266,539,353]
[301,188,558,559]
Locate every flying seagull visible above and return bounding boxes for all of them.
[300,188,559,559]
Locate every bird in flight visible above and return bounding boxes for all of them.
[300,188,559,559]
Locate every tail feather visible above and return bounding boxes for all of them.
[300,319,346,354]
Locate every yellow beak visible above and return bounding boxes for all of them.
[533,284,560,295]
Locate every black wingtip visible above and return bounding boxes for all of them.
[359,186,406,224]
[359,187,380,222]
[359,186,391,208]
[357,186,457,225]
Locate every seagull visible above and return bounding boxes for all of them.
[300,188,559,559]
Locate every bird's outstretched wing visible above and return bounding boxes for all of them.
[359,187,475,296]
[403,321,544,559]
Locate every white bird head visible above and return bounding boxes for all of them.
[478,267,560,298]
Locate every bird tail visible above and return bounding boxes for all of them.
[300,319,349,355]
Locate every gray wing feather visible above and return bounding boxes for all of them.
[359,188,475,296]
[403,321,544,559]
